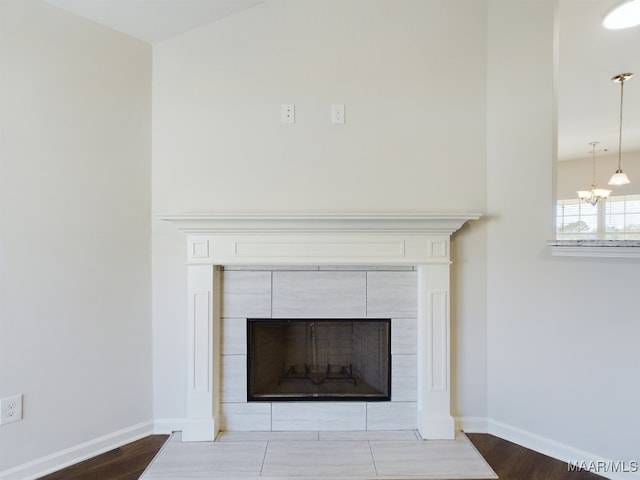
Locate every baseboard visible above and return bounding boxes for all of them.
[153,418,185,434]
[455,416,489,433]
[0,421,153,480]
[487,419,640,480]
[154,417,218,441]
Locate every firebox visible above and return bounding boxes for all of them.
[247,318,391,401]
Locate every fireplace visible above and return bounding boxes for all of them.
[247,318,391,401]
[160,213,480,441]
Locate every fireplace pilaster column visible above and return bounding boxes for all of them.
[416,263,455,439]
[183,264,221,441]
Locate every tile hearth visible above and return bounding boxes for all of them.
[140,430,498,480]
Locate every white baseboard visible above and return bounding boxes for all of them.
[0,421,153,480]
[487,419,640,480]
[153,418,185,434]
[455,416,489,433]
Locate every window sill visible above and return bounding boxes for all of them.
[547,240,640,258]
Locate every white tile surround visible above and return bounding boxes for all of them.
[220,267,417,431]
[160,213,480,442]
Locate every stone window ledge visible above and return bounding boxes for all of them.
[548,240,640,258]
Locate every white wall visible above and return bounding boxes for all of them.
[0,0,152,475]
[487,1,640,474]
[152,0,487,214]
[152,0,488,427]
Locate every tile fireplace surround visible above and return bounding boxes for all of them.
[160,213,480,442]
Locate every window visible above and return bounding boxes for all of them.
[605,194,640,240]
[556,199,598,239]
[556,194,640,240]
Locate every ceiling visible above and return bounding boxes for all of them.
[40,0,640,162]
[41,0,264,44]
[559,0,640,161]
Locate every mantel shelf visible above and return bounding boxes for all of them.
[158,213,482,235]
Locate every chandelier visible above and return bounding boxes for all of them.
[577,142,611,206]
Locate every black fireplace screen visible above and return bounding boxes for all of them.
[247,318,391,401]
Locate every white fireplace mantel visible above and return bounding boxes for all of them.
[160,213,480,441]
[159,213,478,235]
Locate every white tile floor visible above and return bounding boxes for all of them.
[140,430,498,480]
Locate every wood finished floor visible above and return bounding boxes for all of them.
[37,435,169,480]
[466,433,604,480]
[37,432,606,480]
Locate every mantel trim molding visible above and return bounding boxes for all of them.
[158,213,481,235]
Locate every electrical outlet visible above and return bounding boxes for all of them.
[331,104,345,124]
[0,394,23,425]
[281,104,295,124]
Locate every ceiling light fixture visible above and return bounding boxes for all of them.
[609,73,633,186]
[603,0,640,29]
[577,142,611,206]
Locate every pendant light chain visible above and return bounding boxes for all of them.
[591,142,597,181]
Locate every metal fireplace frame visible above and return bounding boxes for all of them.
[246,318,392,402]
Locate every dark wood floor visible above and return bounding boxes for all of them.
[466,433,604,480]
[37,435,169,480]
[37,432,605,480]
